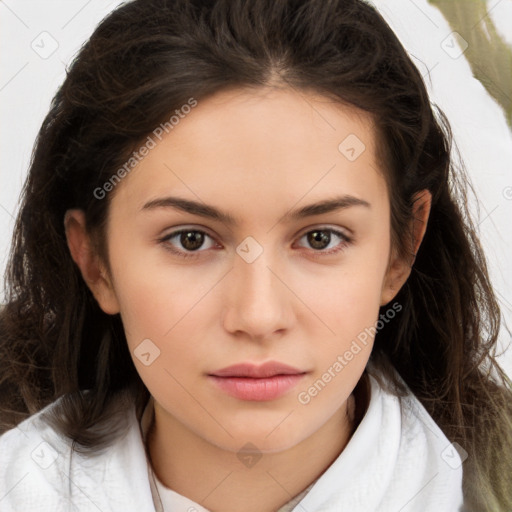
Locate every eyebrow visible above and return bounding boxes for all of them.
[141,194,370,225]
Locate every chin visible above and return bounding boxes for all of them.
[206,422,309,455]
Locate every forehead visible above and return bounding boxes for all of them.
[108,87,388,224]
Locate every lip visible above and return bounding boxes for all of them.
[210,361,305,378]
[208,362,307,401]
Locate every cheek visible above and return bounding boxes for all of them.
[107,245,212,396]
[106,236,210,347]
[293,258,386,420]
[298,269,381,393]
[300,241,390,342]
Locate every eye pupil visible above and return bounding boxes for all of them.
[181,231,204,250]
[308,230,330,250]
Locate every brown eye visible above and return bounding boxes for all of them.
[179,231,205,251]
[296,227,352,256]
[159,228,218,259]
[307,230,332,250]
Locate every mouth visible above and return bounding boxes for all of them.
[207,361,308,401]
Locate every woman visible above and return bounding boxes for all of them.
[0,0,510,510]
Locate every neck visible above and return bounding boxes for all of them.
[146,377,368,512]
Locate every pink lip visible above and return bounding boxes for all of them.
[210,362,304,378]
[208,362,307,401]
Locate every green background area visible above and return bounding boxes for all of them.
[429,0,512,128]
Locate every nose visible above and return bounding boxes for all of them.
[222,246,294,341]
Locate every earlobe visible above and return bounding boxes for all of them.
[64,209,120,315]
[379,247,409,306]
[380,190,432,306]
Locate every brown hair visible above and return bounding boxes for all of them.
[1,0,510,509]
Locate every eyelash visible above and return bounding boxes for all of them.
[157,227,352,260]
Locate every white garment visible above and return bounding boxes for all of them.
[0,372,464,511]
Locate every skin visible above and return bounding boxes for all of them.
[65,86,431,512]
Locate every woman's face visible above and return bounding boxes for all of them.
[86,87,404,453]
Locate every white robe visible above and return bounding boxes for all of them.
[0,372,464,511]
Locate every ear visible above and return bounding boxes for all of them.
[64,209,120,315]
[380,190,432,306]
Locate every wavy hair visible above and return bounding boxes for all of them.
[1,0,510,509]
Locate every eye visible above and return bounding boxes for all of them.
[158,226,352,260]
[295,227,352,257]
[158,228,218,259]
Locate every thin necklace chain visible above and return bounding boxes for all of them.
[146,413,165,511]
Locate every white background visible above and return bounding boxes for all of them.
[1,0,511,376]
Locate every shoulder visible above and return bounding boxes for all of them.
[0,396,76,510]
[0,393,155,511]
[293,367,464,512]
[369,369,465,510]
